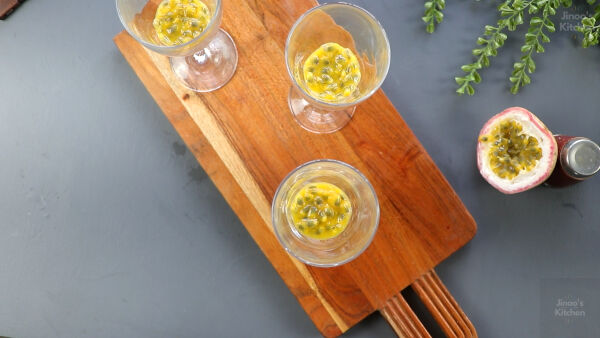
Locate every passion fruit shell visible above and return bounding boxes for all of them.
[477,107,558,194]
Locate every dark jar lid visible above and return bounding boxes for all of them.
[561,137,600,179]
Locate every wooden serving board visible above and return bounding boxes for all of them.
[114,0,477,336]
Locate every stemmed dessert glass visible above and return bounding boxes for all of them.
[272,160,380,267]
[116,0,237,92]
[285,3,391,133]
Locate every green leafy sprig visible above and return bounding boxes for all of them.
[509,0,563,94]
[577,1,600,47]
[456,0,532,95]
[578,17,600,47]
[423,0,600,95]
[423,0,445,33]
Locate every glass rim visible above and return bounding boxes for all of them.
[116,0,222,52]
[271,159,380,267]
[284,2,391,109]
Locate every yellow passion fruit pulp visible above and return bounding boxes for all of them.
[287,182,352,240]
[153,0,211,46]
[302,42,361,102]
[479,120,542,180]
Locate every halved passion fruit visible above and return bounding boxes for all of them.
[477,107,558,194]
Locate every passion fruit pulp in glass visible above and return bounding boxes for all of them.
[153,0,211,46]
[287,182,352,240]
[302,42,361,102]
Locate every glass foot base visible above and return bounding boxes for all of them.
[288,87,356,134]
[170,28,238,92]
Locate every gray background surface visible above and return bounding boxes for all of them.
[1,0,599,337]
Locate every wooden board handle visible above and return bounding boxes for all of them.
[411,270,477,338]
[380,269,476,338]
[380,292,431,338]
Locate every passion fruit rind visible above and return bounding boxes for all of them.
[477,107,557,194]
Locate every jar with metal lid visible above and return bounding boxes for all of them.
[545,135,600,187]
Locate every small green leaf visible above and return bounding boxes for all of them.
[466,84,475,95]
[525,32,537,39]
[529,5,538,14]
[527,58,536,72]
[514,0,524,9]
[498,3,511,12]
[541,32,550,43]
[510,84,520,94]
[583,17,595,26]
[426,22,435,33]
[521,44,532,52]
[530,17,543,25]
[536,43,545,52]
[516,13,524,25]
[481,55,490,67]
[473,71,482,83]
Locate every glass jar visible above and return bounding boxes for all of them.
[545,135,600,187]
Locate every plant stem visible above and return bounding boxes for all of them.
[456,0,531,95]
